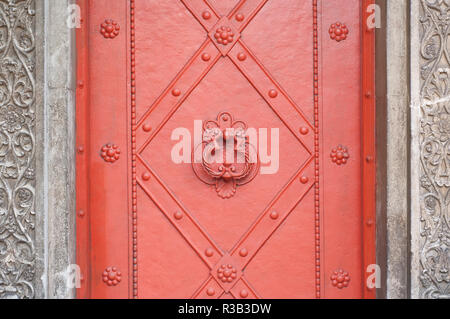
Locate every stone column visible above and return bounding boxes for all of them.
[385,0,409,299]
[39,0,76,299]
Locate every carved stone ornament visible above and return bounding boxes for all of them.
[0,0,36,299]
[192,112,259,199]
[419,0,450,299]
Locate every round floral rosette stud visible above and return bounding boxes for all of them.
[217,264,237,283]
[100,19,120,39]
[214,26,235,46]
[329,22,349,42]
[101,144,121,163]
[330,145,350,165]
[330,269,350,289]
[102,267,122,286]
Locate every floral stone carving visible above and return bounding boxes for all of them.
[192,112,259,199]
[419,1,450,299]
[0,0,36,299]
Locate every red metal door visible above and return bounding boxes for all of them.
[76,0,376,299]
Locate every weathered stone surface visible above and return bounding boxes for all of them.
[0,0,37,299]
[386,0,409,299]
[38,0,76,299]
[411,0,450,299]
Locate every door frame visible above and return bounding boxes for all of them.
[361,0,376,300]
[75,0,376,299]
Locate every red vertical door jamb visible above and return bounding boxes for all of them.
[362,0,376,299]
[76,0,90,299]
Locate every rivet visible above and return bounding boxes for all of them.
[366,219,374,227]
[300,176,309,184]
[239,248,248,257]
[268,89,278,98]
[365,91,372,98]
[174,211,183,220]
[143,124,152,132]
[142,172,151,181]
[270,211,279,220]
[240,289,249,298]
[202,11,211,20]
[366,155,374,163]
[207,288,215,296]
[237,52,247,61]
[205,248,214,257]
[78,210,85,217]
[77,146,84,154]
[236,13,244,22]
[202,53,211,61]
[172,88,181,97]
[300,127,309,135]
[77,81,84,88]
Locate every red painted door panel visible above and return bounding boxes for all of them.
[77,0,375,299]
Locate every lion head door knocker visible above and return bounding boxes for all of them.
[192,112,260,199]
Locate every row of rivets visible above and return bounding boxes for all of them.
[206,287,248,298]
[199,50,281,102]
[201,11,245,22]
